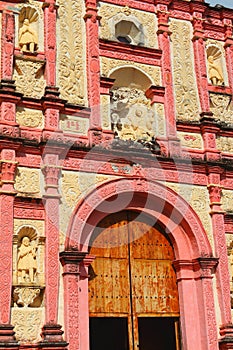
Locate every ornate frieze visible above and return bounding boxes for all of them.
[216,137,233,153]
[57,0,86,105]
[170,19,200,121]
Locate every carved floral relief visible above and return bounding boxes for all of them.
[216,137,233,153]
[170,19,200,121]
[209,93,233,124]
[16,108,44,128]
[15,168,41,196]
[222,190,233,213]
[13,58,45,98]
[57,0,86,105]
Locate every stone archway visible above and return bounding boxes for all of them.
[61,178,218,350]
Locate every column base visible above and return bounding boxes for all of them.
[39,324,68,349]
[219,324,233,350]
[0,324,19,349]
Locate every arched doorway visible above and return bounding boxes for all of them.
[88,210,181,350]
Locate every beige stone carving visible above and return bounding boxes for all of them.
[222,190,233,212]
[155,103,166,137]
[15,167,41,196]
[60,115,89,134]
[170,19,200,121]
[101,57,161,86]
[11,307,43,343]
[178,132,203,149]
[13,58,45,99]
[111,86,155,141]
[19,19,38,53]
[216,137,233,154]
[100,94,111,129]
[57,0,86,105]
[14,287,40,307]
[99,3,157,48]
[14,221,44,237]
[17,237,38,283]
[209,93,233,124]
[16,108,44,128]
[207,55,224,85]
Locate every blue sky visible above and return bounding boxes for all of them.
[208,0,233,8]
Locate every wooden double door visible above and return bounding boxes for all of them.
[89,211,180,350]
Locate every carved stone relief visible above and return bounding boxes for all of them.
[15,167,41,197]
[13,57,45,98]
[99,3,157,48]
[11,308,44,343]
[60,115,89,135]
[166,183,213,247]
[100,94,111,129]
[16,108,44,128]
[100,57,161,85]
[154,103,166,137]
[110,86,156,141]
[222,190,233,213]
[170,19,200,121]
[178,132,203,149]
[216,137,233,153]
[209,93,233,124]
[57,0,86,105]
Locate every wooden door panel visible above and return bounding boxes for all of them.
[131,259,179,314]
[89,257,130,314]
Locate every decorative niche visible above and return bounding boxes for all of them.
[11,226,45,343]
[206,43,227,87]
[18,6,39,54]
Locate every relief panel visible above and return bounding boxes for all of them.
[177,132,203,149]
[60,114,89,135]
[209,93,233,124]
[16,107,44,128]
[216,137,233,154]
[57,0,87,105]
[170,19,200,121]
[15,167,41,197]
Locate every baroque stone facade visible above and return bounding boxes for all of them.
[0,0,233,349]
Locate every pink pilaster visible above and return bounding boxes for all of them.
[41,154,66,349]
[1,12,14,81]
[224,19,233,91]
[0,149,18,348]
[192,9,211,113]
[156,5,180,157]
[59,251,88,350]
[79,255,95,350]
[207,169,233,346]
[174,259,218,350]
[43,2,57,87]
[84,0,102,138]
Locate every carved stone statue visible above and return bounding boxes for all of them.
[17,236,37,283]
[207,55,224,86]
[19,19,38,53]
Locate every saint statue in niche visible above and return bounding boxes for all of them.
[19,19,38,53]
[207,55,224,86]
[17,236,38,283]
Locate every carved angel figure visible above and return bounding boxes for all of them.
[19,19,38,53]
[18,236,37,283]
[207,55,224,86]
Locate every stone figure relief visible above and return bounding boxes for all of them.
[206,45,225,86]
[110,86,156,142]
[207,55,224,86]
[18,6,39,53]
[19,19,38,53]
[17,236,38,283]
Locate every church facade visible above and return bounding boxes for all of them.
[0,0,233,349]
